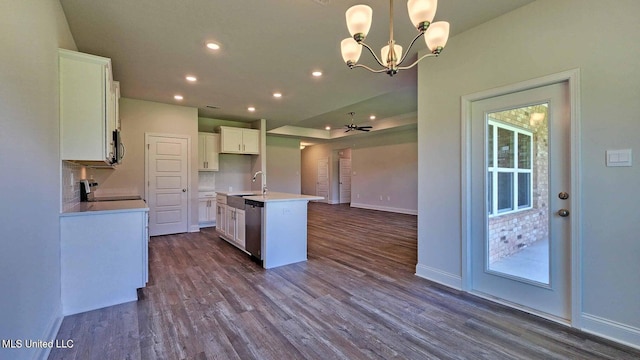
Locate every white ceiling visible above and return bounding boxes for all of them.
[59,0,534,140]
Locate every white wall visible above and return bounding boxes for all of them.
[266,136,301,194]
[417,0,640,347]
[98,98,200,231]
[0,1,76,359]
[302,128,417,214]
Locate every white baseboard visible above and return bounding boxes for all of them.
[327,200,340,205]
[581,313,640,350]
[415,263,462,290]
[189,225,200,232]
[35,312,63,360]
[350,202,418,215]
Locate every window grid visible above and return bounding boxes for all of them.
[487,120,533,217]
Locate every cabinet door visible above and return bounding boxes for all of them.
[235,209,246,248]
[207,200,217,222]
[199,133,220,170]
[113,81,121,130]
[198,133,207,170]
[216,203,227,234]
[242,129,260,154]
[198,199,209,224]
[59,50,111,163]
[204,134,219,170]
[220,127,243,153]
[105,68,116,162]
[225,207,236,240]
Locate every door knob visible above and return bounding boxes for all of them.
[182,189,187,192]
[558,209,570,217]
[558,192,569,200]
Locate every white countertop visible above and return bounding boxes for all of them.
[61,200,149,216]
[198,187,216,192]
[216,190,324,202]
[215,190,261,196]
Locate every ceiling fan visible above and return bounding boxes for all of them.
[344,112,372,132]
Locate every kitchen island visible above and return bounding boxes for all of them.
[215,191,323,269]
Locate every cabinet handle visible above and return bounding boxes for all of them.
[243,144,245,151]
[238,144,241,151]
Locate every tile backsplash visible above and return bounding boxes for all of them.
[198,171,216,191]
[62,161,85,212]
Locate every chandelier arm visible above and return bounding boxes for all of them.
[350,63,389,73]
[397,32,426,66]
[359,41,387,68]
[397,53,438,71]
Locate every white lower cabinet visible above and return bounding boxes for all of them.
[60,208,149,316]
[225,206,236,240]
[198,192,217,228]
[215,194,227,237]
[215,194,246,250]
[235,208,246,248]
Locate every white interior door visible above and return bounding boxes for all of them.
[339,158,352,204]
[469,81,571,321]
[146,134,189,236]
[316,158,329,202]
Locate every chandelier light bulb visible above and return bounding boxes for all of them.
[345,5,373,40]
[425,21,450,53]
[341,38,363,64]
[407,0,438,30]
[381,44,403,66]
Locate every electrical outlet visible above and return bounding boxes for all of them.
[379,195,383,201]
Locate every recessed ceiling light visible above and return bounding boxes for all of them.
[325,126,331,130]
[273,92,282,98]
[248,106,256,112]
[369,115,376,120]
[185,75,197,82]
[174,95,183,100]
[312,71,322,77]
[300,145,306,150]
[206,42,220,50]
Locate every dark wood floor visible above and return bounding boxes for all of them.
[50,203,640,359]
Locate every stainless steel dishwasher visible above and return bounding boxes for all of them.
[244,199,264,260]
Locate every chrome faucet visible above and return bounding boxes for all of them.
[252,170,267,195]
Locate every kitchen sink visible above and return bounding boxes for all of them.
[227,195,247,209]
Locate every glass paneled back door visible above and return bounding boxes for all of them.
[470,82,571,321]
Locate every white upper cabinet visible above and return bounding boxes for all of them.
[198,132,220,171]
[219,126,259,154]
[59,49,117,167]
[113,81,121,130]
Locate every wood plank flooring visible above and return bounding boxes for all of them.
[49,203,640,360]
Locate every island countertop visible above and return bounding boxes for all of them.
[216,191,324,203]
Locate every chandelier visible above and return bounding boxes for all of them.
[340,0,450,76]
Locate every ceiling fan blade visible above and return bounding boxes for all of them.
[360,128,370,132]
[358,126,373,129]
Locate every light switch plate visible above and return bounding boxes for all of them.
[606,149,632,167]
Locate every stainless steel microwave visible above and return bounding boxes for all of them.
[112,130,125,165]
